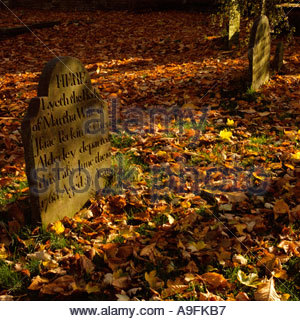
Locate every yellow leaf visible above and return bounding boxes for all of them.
[165,213,175,224]
[50,221,65,234]
[157,123,163,130]
[219,129,233,141]
[181,200,191,208]
[145,270,164,289]
[42,260,59,269]
[0,244,8,260]
[253,172,266,181]
[291,151,300,160]
[156,150,167,158]
[272,269,288,280]
[85,282,101,294]
[187,241,206,252]
[235,223,247,235]
[28,276,49,291]
[284,130,296,139]
[237,270,260,288]
[285,164,294,170]
[281,293,290,301]
[226,119,235,126]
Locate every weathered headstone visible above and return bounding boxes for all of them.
[274,41,284,72]
[22,57,111,226]
[228,0,240,49]
[248,15,271,90]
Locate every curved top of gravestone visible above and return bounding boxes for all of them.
[37,56,92,97]
[249,15,270,48]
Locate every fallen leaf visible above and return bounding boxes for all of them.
[80,255,95,274]
[85,282,101,294]
[220,129,233,141]
[254,277,281,301]
[233,254,248,266]
[273,199,289,219]
[27,251,51,262]
[200,272,229,289]
[40,275,76,295]
[236,292,250,301]
[116,293,130,301]
[237,270,260,288]
[199,290,224,301]
[225,192,248,203]
[145,270,164,290]
[291,151,300,160]
[227,119,235,126]
[49,221,65,234]
[28,276,49,291]
[0,295,14,301]
[0,243,8,259]
[112,276,130,289]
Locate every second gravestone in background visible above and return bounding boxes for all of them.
[22,57,111,226]
[248,15,271,90]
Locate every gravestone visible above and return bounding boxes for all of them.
[22,57,111,226]
[228,0,240,49]
[274,41,284,72]
[248,15,271,90]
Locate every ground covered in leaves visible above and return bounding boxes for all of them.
[0,9,300,301]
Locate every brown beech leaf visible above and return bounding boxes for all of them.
[112,276,131,289]
[273,199,289,219]
[254,277,281,301]
[277,240,300,256]
[185,260,199,273]
[224,191,248,203]
[200,272,229,289]
[116,293,131,301]
[199,290,224,301]
[162,284,189,299]
[8,220,21,234]
[117,245,133,259]
[28,276,49,291]
[140,243,162,262]
[290,204,300,222]
[0,295,14,301]
[79,255,95,274]
[108,195,127,212]
[236,292,250,301]
[40,275,76,295]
